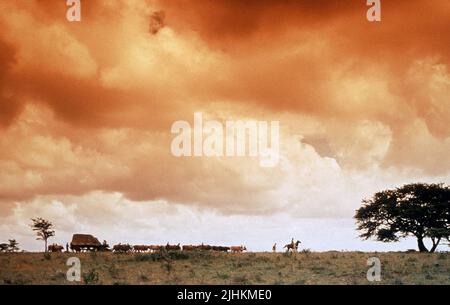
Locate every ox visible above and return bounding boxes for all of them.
[48,244,64,252]
[113,244,133,253]
[148,245,163,252]
[165,243,181,251]
[199,244,212,251]
[133,245,150,252]
[182,245,197,251]
[230,245,247,253]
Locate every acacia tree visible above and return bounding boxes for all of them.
[30,218,55,252]
[355,183,449,252]
[8,239,20,252]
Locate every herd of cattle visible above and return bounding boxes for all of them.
[47,242,247,253]
[112,243,247,253]
[46,234,300,254]
[47,234,248,253]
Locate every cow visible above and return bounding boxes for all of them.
[199,244,212,251]
[211,245,227,252]
[217,246,230,252]
[230,245,247,253]
[165,243,181,251]
[148,245,163,252]
[133,245,149,252]
[113,243,132,253]
[212,246,228,252]
[48,244,64,252]
[182,245,197,251]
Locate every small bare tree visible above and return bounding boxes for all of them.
[30,218,55,252]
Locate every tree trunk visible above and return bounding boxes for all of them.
[430,237,441,253]
[45,239,48,253]
[417,237,429,252]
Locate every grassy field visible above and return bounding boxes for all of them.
[1,251,449,285]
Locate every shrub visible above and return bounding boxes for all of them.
[294,278,306,285]
[134,253,157,262]
[188,250,212,261]
[107,264,119,279]
[162,261,172,274]
[407,257,417,263]
[232,275,249,285]
[136,252,168,262]
[168,251,189,260]
[133,250,191,264]
[216,272,229,280]
[83,269,99,285]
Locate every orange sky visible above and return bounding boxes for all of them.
[0,0,449,251]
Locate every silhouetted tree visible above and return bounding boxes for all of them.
[8,239,20,252]
[0,243,8,252]
[355,183,450,252]
[30,218,55,252]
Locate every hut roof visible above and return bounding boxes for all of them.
[70,234,102,246]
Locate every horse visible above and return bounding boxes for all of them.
[284,240,301,252]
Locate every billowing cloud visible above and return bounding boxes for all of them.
[0,0,449,250]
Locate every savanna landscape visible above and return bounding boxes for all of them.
[1,183,449,285]
[1,1,450,288]
[1,251,449,285]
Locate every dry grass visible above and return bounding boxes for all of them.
[0,251,449,285]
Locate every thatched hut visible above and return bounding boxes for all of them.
[70,234,108,252]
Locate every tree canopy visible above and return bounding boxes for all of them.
[355,183,450,252]
[30,218,55,252]
[8,239,20,252]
